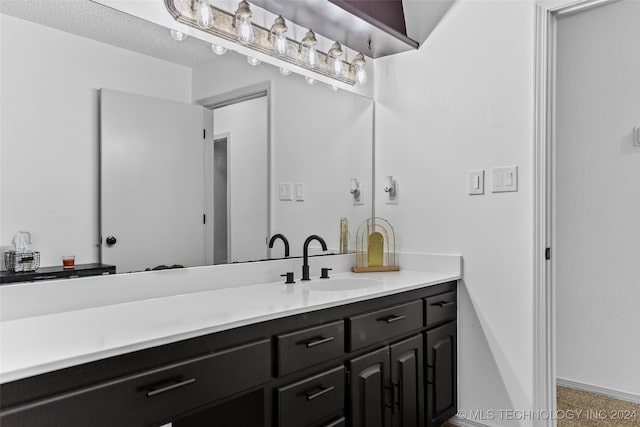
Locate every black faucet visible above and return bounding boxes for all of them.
[268,234,290,258]
[301,234,328,281]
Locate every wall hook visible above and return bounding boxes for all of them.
[350,178,363,205]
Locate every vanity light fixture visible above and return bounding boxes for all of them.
[166,0,365,86]
[170,29,188,41]
[247,56,261,66]
[269,15,288,56]
[234,0,254,45]
[196,0,214,29]
[211,43,227,55]
[330,85,339,92]
[305,76,316,85]
[352,53,368,85]
[279,67,291,76]
[327,42,345,77]
[299,30,319,68]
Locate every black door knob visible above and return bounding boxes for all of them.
[106,236,117,246]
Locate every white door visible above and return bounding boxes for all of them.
[100,89,204,273]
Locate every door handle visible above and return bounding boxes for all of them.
[145,377,196,398]
[304,336,335,348]
[106,236,117,246]
[379,314,406,324]
[432,301,454,308]
[305,385,335,401]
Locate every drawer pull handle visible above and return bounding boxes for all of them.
[379,314,406,324]
[145,378,196,398]
[432,301,455,308]
[305,385,335,401]
[305,336,335,348]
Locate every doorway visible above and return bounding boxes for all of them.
[534,0,640,422]
[200,83,270,265]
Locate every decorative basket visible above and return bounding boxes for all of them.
[4,251,40,273]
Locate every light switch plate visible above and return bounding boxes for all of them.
[295,182,305,201]
[492,166,518,193]
[468,170,484,195]
[279,182,293,201]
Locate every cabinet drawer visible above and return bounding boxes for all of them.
[276,320,344,376]
[277,366,345,427]
[1,339,271,427]
[425,291,456,328]
[347,300,423,352]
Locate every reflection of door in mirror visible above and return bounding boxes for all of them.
[205,95,269,264]
[100,89,205,273]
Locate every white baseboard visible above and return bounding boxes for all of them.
[557,378,640,404]
[446,415,490,427]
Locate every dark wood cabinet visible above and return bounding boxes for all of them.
[425,322,457,427]
[390,335,424,427]
[348,346,391,427]
[1,280,457,427]
[347,334,423,427]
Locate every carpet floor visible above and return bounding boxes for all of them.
[441,386,639,426]
[556,386,640,426]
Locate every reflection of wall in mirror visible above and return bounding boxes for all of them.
[193,53,374,258]
[0,14,191,269]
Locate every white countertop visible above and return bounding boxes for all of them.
[0,268,459,384]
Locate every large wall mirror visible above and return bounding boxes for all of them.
[0,0,373,274]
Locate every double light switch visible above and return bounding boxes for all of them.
[469,166,518,195]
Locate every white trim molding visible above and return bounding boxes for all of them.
[446,415,490,427]
[557,378,640,405]
[533,1,623,426]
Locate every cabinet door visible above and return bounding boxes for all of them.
[348,347,391,427]
[389,335,423,427]
[425,322,457,427]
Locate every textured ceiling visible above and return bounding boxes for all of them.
[0,0,218,68]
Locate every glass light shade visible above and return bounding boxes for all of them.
[197,0,214,29]
[247,56,261,66]
[170,30,187,41]
[273,33,287,56]
[211,44,227,55]
[356,67,368,85]
[306,47,319,68]
[279,67,291,76]
[305,76,316,85]
[332,57,344,77]
[238,19,254,44]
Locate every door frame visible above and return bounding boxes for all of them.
[197,81,272,265]
[532,0,620,424]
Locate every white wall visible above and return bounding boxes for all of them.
[556,0,640,396]
[0,15,192,268]
[193,53,373,260]
[375,1,535,424]
[213,97,268,263]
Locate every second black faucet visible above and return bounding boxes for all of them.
[301,234,328,281]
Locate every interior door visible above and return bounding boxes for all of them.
[100,89,204,273]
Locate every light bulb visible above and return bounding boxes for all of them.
[211,44,227,55]
[197,0,214,29]
[356,67,367,85]
[247,56,261,66]
[170,30,187,41]
[306,47,319,68]
[305,76,316,85]
[238,19,254,44]
[279,67,291,76]
[332,57,344,77]
[274,33,287,56]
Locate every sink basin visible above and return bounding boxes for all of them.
[303,278,382,291]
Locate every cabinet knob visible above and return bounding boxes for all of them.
[106,236,117,246]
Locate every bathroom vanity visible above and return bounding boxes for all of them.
[0,260,459,427]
